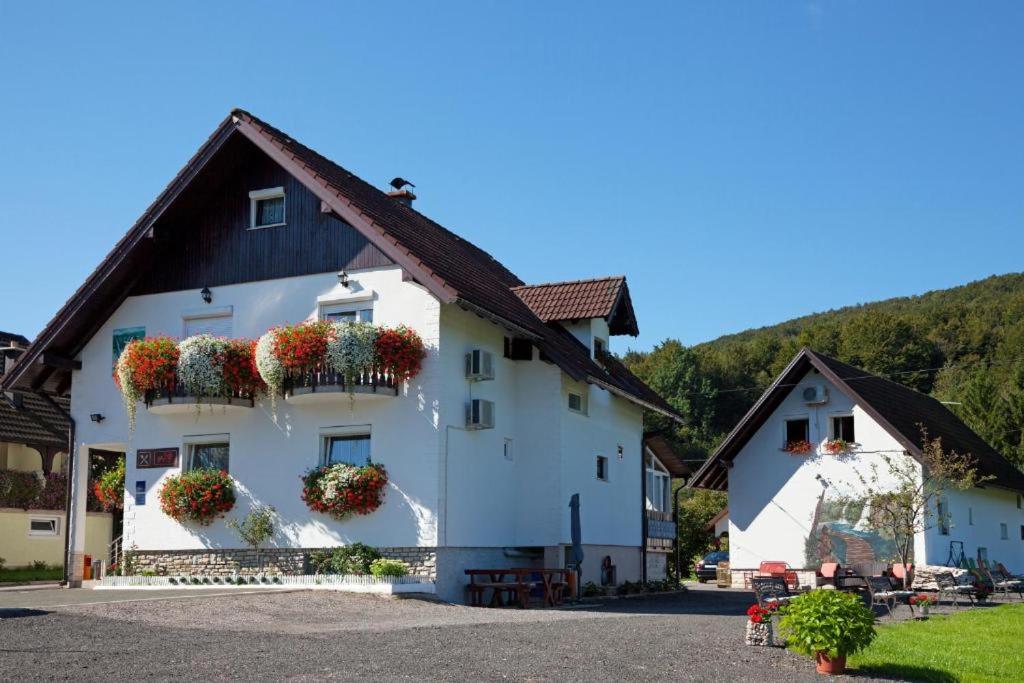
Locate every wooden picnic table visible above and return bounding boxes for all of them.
[465,568,569,608]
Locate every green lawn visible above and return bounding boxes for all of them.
[848,603,1024,682]
[0,566,63,583]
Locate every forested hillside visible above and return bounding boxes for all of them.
[623,273,1024,472]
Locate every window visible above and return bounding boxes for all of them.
[831,415,855,442]
[185,436,230,472]
[596,455,609,481]
[647,467,670,513]
[320,302,373,323]
[978,547,988,562]
[29,517,59,536]
[937,497,950,536]
[969,507,974,525]
[568,392,587,414]
[594,338,606,357]
[323,432,372,464]
[503,438,513,461]
[249,187,286,229]
[1001,523,1009,540]
[183,310,233,338]
[785,418,810,444]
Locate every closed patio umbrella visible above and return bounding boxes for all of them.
[569,493,584,596]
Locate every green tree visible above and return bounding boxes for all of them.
[673,487,727,579]
[227,506,275,572]
[838,312,939,392]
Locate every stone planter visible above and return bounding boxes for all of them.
[745,619,773,646]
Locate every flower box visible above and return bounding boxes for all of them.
[144,382,257,414]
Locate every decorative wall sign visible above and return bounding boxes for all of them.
[112,326,145,368]
[136,447,179,469]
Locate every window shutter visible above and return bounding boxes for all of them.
[185,314,233,338]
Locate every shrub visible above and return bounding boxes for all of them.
[93,458,125,512]
[0,557,5,571]
[778,589,876,659]
[582,581,604,597]
[114,336,179,430]
[375,325,425,383]
[309,543,382,575]
[159,469,235,525]
[301,463,388,520]
[0,469,43,509]
[31,560,48,571]
[227,506,275,571]
[369,558,408,578]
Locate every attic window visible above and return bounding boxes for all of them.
[594,338,606,356]
[831,415,855,442]
[249,187,286,229]
[785,418,809,444]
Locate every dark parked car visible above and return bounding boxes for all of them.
[694,551,729,582]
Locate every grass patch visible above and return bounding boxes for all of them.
[0,566,63,583]
[848,603,1024,682]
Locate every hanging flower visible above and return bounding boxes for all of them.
[824,439,851,455]
[218,338,265,398]
[159,469,235,525]
[301,462,388,520]
[114,336,179,431]
[325,321,378,382]
[177,335,230,399]
[375,325,425,383]
[271,321,333,371]
[93,458,125,511]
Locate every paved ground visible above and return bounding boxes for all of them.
[0,583,889,682]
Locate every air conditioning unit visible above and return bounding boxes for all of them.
[802,385,829,405]
[465,349,495,381]
[466,399,495,430]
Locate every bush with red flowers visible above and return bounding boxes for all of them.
[301,462,388,520]
[93,458,125,511]
[159,469,235,525]
[218,338,266,398]
[908,593,935,607]
[746,603,779,623]
[271,321,333,371]
[375,325,425,383]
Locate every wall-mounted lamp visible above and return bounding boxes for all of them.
[337,270,349,288]
[200,286,212,304]
[89,413,105,424]
[617,444,624,460]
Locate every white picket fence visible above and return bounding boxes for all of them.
[97,573,435,594]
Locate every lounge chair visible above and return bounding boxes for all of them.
[751,576,792,609]
[935,571,977,608]
[867,576,910,618]
[981,561,1023,600]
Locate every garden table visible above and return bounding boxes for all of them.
[465,568,568,608]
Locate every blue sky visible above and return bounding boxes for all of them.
[1,2,1021,352]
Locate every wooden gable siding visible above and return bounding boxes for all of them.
[132,134,392,295]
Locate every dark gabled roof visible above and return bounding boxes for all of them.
[0,392,69,450]
[512,276,639,336]
[0,331,29,346]
[1,110,680,423]
[689,348,1024,493]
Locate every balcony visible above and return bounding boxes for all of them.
[144,384,256,415]
[284,369,398,405]
[645,509,675,551]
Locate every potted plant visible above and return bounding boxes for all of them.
[778,589,876,675]
[974,582,991,602]
[325,321,378,386]
[784,440,814,455]
[159,468,236,525]
[823,439,851,455]
[114,336,179,430]
[93,458,125,511]
[744,603,778,646]
[301,463,388,520]
[908,593,935,617]
[375,325,426,383]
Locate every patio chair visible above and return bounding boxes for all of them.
[751,576,792,609]
[980,562,1023,600]
[759,561,798,589]
[867,576,910,618]
[996,562,1024,581]
[935,571,977,608]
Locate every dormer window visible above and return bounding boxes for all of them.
[249,187,286,229]
[594,338,606,357]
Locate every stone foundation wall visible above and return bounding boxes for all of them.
[130,546,437,578]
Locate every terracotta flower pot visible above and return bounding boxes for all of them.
[815,652,846,675]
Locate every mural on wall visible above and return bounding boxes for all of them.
[112,327,145,369]
[804,489,902,568]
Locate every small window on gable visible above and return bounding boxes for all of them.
[249,187,286,229]
[596,455,609,481]
[831,415,855,442]
[1001,523,1009,540]
[184,311,233,338]
[594,338,606,357]
[568,392,587,415]
[785,418,809,445]
[320,302,373,323]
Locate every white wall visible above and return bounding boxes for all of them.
[926,485,1024,571]
[728,369,914,569]
[70,266,442,552]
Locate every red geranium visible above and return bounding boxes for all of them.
[375,326,425,383]
[159,469,235,525]
[114,336,179,393]
[746,603,778,623]
[218,338,266,398]
[271,321,333,371]
[784,440,814,455]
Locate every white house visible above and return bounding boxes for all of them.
[689,348,1024,584]
[0,110,684,600]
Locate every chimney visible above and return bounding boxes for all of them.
[387,189,416,208]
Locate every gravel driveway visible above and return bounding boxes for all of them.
[0,584,885,681]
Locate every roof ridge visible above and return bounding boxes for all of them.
[511,275,626,291]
